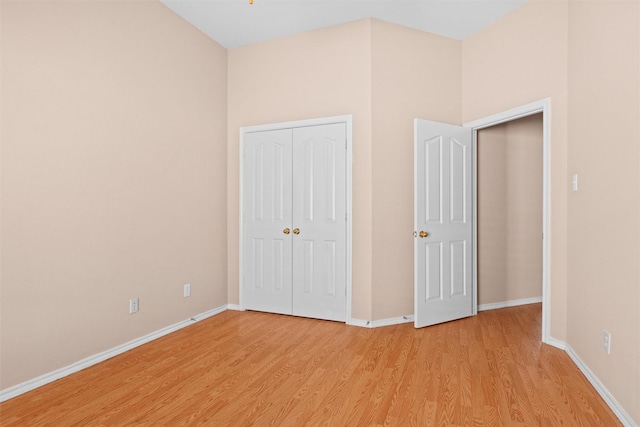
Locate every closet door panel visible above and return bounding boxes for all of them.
[243,129,293,315]
[292,123,347,322]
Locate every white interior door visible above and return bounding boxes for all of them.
[242,122,347,322]
[292,124,347,322]
[243,128,293,315]
[414,119,473,328]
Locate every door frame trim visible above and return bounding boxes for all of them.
[239,115,353,323]
[464,98,551,344]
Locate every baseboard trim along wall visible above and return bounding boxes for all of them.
[544,336,567,351]
[542,337,634,425]
[352,296,543,328]
[349,315,414,328]
[347,318,371,327]
[564,345,637,427]
[478,296,543,312]
[0,304,229,403]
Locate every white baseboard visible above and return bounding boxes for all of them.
[348,318,371,327]
[564,345,637,427]
[191,305,227,321]
[370,315,414,328]
[478,296,542,312]
[0,305,228,403]
[544,336,567,350]
[349,315,413,328]
[227,304,243,311]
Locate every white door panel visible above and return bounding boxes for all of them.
[415,119,473,328]
[243,129,293,315]
[292,124,347,321]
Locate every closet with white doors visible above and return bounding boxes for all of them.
[242,120,348,322]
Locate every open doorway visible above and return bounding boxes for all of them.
[465,99,551,344]
[476,113,543,312]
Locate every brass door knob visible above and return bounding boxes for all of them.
[419,231,428,238]
[283,228,290,235]
[293,228,300,235]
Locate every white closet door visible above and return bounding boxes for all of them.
[414,119,473,328]
[291,123,347,322]
[243,129,293,315]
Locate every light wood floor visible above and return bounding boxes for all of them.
[0,304,621,426]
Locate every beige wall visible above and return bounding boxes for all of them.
[463,0,569,342]
[478,125,509,303]
[566,1,639,422]
[227,20,374,319]
[0,1,228,389]
[370,20,461,319]
[477,114,543,306]
[464,0,639,423]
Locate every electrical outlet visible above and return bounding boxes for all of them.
[183,283,191,298]
[603,330,611,354]
[129,298,139,314]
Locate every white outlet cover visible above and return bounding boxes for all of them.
[129,298,139,314]
[184,283,191,298]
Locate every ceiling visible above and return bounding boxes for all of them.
[160,0,528,49]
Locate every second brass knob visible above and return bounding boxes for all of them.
[419,231,428,238]
[293,228,300,235]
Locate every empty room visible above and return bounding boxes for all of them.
[1,0,639,425]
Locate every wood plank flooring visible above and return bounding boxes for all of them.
[0,304,622,426]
